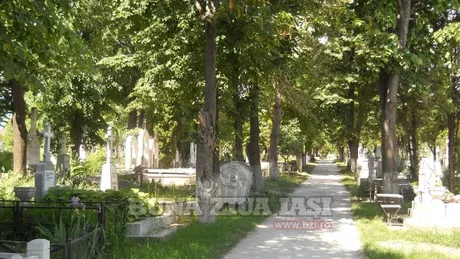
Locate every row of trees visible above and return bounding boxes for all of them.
[1,0,459,223]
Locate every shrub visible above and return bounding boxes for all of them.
[0,151,13,173]
[0,172,34,200]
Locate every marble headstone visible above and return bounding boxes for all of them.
[216,162,254,205]
[35,122,56,200]
[124,135,138,170]
[189,142,197,168]
[100,127,118,191]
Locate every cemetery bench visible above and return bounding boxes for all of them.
[375,193,403,225]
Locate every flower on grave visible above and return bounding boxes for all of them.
[71,196,81,205]
[440,191,454,203]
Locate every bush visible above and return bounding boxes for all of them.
[0,151,13,173]
[80,149,106,176]
[0,172,34,200]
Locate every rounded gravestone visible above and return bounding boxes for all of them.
[217,162,254,204]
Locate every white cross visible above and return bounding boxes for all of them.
[42,122,54,162]
[105,126,115,164]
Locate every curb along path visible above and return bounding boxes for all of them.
[223,160,364,259]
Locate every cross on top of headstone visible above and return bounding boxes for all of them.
[42,122,54,162]
[105,126,115,164]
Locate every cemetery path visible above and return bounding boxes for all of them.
[223,160,364,259]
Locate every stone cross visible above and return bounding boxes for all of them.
[59,133,67,155]
[41,123,54,162]
[105,126,115,164]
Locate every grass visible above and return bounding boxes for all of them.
[111,168,312,259]
[337,164,460,259]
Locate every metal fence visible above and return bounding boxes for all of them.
[0,201,126,259]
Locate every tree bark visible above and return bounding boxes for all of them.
[248,84,264,192]
[128,110,137,129]
[296,152,303,173]
[349,137,359,176]
[137,109,145,128]
[338,145,345,162]
[196,0,219,224]
[447,113,456,192]
[10,79,27,175]
[380,0,411,194]
[409,110,419,181]
[269,89,282,180]
[70,111,84,159]
[233,91,244,162]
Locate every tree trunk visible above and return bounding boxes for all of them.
[269,89,282,181]
[409,110,419,181]
[447,113,456,192]
[296,152,303,173]
[380,0,411,194]
[10,79,27,175]
[71,112,84,159]
[248,84,264,192]
[137,109,145,128]
[196,1,218,224]
[338,146,345,162]
[128,110,137,129]
[233,92,244,162]
[349,137,359,176]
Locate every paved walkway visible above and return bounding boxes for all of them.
[224,160,364,259]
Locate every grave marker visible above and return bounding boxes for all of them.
[35,122,56,200]
[100,127,118,191]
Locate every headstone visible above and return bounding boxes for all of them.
[56,133,70,178]
[153,133,159,168]
[420,157,436,190]
[148,138,155,168]
[174,148,181,168]
[189,142,197,168]
[216,162,254,205]
[35,122,56,201]
[368,153,375,180]
[124,136,138,169]
[137,130,146,167]
[79,144,86,161]
[27,108,40,170]
[100,127,118,191]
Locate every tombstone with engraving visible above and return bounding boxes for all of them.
[100,127,118,191]
[56,133,70,178]
[35,123,56,201]
[189,142,197,168]
[27,108,40,171]
[216,162,254,205]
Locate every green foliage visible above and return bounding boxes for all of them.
[80,149,106,176]
[41,187,162,222]
[278,119,304,159]
[0,151,13,173]
[0,172,34,200]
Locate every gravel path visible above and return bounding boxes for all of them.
[223,160,364,259]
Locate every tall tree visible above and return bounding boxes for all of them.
[380,0,411,193]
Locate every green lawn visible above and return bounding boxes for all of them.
[337,165,460,259]
[111,168,312,259]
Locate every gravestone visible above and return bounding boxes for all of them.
[359,155,369,186]
[189,142,197,168]
[153,134,159,168]
[419,157,436,191]
[368,153,375,180]
[174,148,181,168]
[136,129,148,167]
[216,162,254,205]
[35,123,56,201]
[100,127,118,191]
[124,135,138,169]
[27,108,40,171]
[56,133,70,178]
[148,138,156,168]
